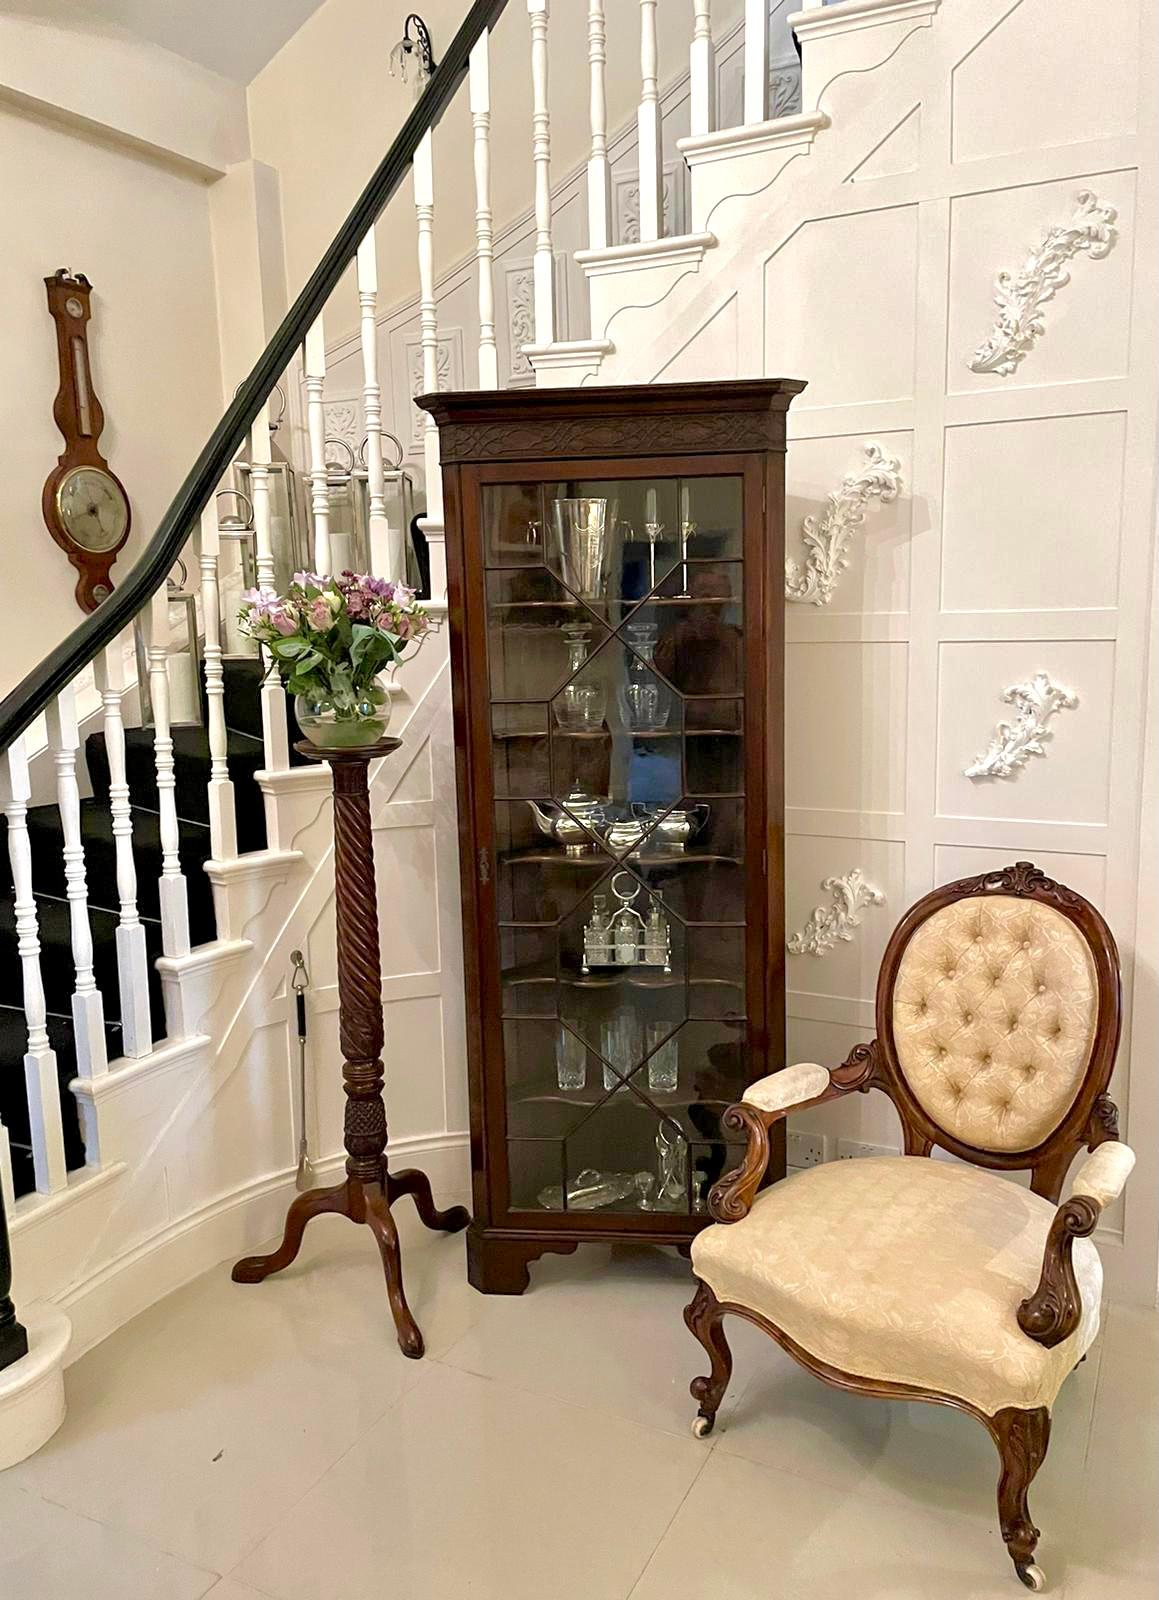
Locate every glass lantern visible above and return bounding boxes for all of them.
[354,431,418,587]
[216,490,260,661]
[320,438,370,578]
[134,559,203,728]
[231,385,310,591]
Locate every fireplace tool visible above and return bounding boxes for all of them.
[290,950,316,1191]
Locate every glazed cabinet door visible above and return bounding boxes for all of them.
[460,458,774,1229]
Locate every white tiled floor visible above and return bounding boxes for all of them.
[3,1203,1156,1600]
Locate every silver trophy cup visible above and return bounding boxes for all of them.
[551,497,617,599]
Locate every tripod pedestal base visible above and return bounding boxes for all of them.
[233,1165,469,1358]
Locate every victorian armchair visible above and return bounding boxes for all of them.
[685,864,1134,1591]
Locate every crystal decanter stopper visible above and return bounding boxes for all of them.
[555,625,608,732]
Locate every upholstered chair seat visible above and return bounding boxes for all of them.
[692,1156,1101,1415]
[681,865,1134,1594]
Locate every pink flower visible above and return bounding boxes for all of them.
[269,605,298,636]
[374,611,396,633]
[307,598,332,630]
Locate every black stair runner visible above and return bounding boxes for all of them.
[0,661,301,1200]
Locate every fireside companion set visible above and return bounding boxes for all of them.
[231,382,1136,1593]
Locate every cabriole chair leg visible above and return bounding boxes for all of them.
[684,1278,733,1437]
[990,1405,1051,1590]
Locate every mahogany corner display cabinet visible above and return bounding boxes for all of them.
[419,379,804,1294]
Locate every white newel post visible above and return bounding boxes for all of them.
[744,0,769,123]
[690,0,716,138]
[45,686,107,1082]
[250,410,291,773]
[470,36,500,389]
[637,0,664,242]
[527,0,556,345]
[93,641,152,1059]
[304,315,332,577]
[146,589,191,960]
[357,234,400,578]
[414,129,447,600]
[0,737,67,1194]
[586,0,612,250]
[199,504,238,861]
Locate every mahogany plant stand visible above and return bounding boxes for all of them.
[232,737,469,1358]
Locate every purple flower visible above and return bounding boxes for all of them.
[291,571,328,590]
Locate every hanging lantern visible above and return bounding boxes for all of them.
[215,489,260,661]
[134,558,203,728]
[231,383,310,590]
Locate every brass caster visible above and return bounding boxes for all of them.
[1016,1562,1046,1592]
[691,1413,714,1439]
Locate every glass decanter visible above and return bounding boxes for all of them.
[554,625,608,732]
[619,623,672,733]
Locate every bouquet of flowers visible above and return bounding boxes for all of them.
[238,571,430,747]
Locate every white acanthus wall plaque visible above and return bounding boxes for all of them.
[965,673,1078,780]
[787,869,885,957]
[968,190,1118,378]
[785,442,903,606]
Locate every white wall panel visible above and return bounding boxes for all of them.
[938,640,1114,826]
[786,642,909,816]
[950,0,1141,163]
[764,206,920,410]
[940,413,1126,613]
[946,172,1137,396]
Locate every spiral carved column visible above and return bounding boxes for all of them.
[232,738,469,1359]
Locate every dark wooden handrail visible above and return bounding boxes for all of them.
[0,0,510,754]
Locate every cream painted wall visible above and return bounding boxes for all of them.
[0,103,226,698]
[246,0,745,341]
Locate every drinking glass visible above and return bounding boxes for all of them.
[646,1023,679,1093]
[600,1009,640,1091]
[556,1027,587,1092]
[551,498,617,599]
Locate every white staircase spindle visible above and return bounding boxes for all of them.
[356,234,398,579]
[637,0,664,243]
[250,411,291,774]
[304,316,332,577]
[690,0,716,138]
[0,1122,13,1217]
[744,0,769,124]
[93,641,152,1059]
[469,35,500,389]
[146,590,191,960]
[586,1,612,251]
[413,127,447,599]
[527,0,555,345]
[199,504,238,861]
[1,736,68,1194]
[45,685,108,1080]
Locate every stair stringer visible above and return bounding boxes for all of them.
[10,641,468,1360]
[592,0,946,389]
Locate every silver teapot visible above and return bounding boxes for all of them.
[630,802,709,852]
[527,792,606,855]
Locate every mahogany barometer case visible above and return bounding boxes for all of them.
[420,380,803,1293]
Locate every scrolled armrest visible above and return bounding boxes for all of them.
[708,1043,882,1225]
[1018,1141,1136,1348]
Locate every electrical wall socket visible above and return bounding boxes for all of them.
[787,1131,828,1169]
[836,1139,898,1161]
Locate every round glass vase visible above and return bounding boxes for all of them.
[294,683,392,750]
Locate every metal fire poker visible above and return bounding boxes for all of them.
[290,950,316,1191]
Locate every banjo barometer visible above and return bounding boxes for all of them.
[42,269,131,611]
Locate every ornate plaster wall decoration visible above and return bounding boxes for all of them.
[964,673,1078,780]
[968,190,1118,378]
[785,442,903,606]
[787,869,885,957]
[770,62,803,119]
[406,335,457,446]
[613,162,685,246]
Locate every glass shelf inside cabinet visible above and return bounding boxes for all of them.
[485,475,750,1216]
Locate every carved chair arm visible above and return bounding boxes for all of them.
[1018,1141,1136,1348]
[708,1042,882,1223]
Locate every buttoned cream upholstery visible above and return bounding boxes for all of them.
[891,895,1098,1152]
[692,1156,1101,1416]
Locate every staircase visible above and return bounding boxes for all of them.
[1,0,1154,1359]
[0,659,296,1197]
